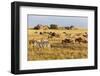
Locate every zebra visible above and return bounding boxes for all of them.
[41,39,51,48]
[33,39,51,48]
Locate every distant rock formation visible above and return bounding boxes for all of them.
[34,24,49,30]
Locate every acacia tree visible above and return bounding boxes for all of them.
[70,25,74,29]
[50,24,58,29]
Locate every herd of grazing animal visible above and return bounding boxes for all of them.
[62,32,88,44]
[29,31,88,48]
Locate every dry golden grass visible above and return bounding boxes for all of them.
[28,28,88,61]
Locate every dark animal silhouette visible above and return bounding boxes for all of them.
[62,38,72,44]
[75,37,83,44]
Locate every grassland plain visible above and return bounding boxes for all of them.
[28,29,88,61]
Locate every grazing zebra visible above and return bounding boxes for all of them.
[33,39,50,48]
[41,39,51,48]
[33,40,42,48]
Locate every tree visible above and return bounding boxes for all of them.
[70,25,74,29]
[50,24,58,29]
[65,26,70,30]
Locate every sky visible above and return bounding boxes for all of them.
[27,15,88,28]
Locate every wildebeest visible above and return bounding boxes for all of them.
[75,37,83,44]
[75,37,88,44]
[81,39,88,43]
[39,32,43,35]
[62,38,73,44]
[83,34,88,38]
[48,32,60,38]
[29,39,35,45]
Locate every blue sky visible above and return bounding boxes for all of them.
[27,15,88,28]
